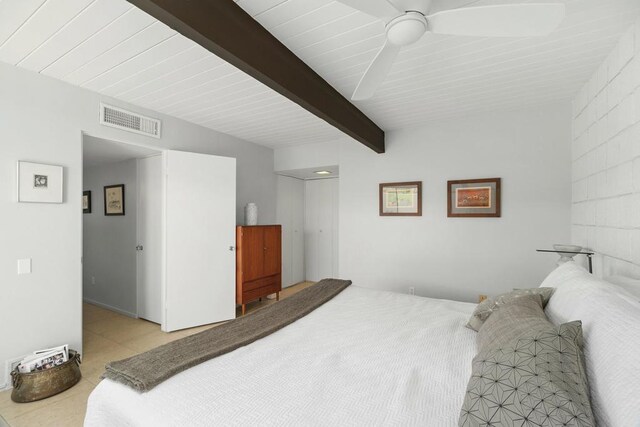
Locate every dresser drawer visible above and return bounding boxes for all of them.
[241,282,280,303]
[243,275,280,292]
[238,274,281,304]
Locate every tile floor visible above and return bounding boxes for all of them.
[0,282,314,426]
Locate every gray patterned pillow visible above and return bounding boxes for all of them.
[459,320,594,426]
[476,294,547,354]
[466,287,555,331]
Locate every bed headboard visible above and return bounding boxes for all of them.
[576,252,640,282]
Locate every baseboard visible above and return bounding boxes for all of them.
[83,298,137,318]
[283,281,310,288]
[283,281,303,288]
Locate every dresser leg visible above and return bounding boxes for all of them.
[276,291,280,302]
[241,304,246,316]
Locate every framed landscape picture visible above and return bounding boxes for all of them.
[379,181,422,216]
[104,184,125,216]
[447,178,501,217]
[83,191,91,214]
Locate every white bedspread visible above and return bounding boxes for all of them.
[85,286,476,426]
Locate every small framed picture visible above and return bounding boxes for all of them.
[379,181,422,216]
[447,178,501,217]
[104,184,125,216]
[17,161,64,203]
[83,191,91,214]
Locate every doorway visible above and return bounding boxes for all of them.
[82,135,162,322]
[82,135,238,333]
[276,167,339,285]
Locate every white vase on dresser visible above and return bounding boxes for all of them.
[245,203,258,226]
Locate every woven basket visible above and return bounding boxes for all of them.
[10,350,81,403]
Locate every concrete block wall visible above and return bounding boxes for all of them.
[572,17,640,278]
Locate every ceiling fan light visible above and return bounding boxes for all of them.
[385,12,427,46]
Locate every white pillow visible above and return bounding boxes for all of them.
[540,261,589,288]
[541,262,638,314]
[605,275,640,301]
[540,263,640,427]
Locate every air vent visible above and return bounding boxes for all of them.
[100,103,161,138]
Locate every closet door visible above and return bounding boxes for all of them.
[291,178,305,284]
[277,176,293,287]
[277,176,305,287]
[330,178,339,276]
[304,180,319,281]
[316,180,333,279]
[304,178,339,282]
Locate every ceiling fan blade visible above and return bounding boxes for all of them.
[352,41,402,100]
[336,0,402,20]
[428,4,566,37]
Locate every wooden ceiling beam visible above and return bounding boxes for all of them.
[126,0,385,153]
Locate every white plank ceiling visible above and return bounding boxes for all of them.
[1,0,639,148]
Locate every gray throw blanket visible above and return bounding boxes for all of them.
[102,278,352,392]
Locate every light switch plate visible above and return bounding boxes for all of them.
[17,258,32,275]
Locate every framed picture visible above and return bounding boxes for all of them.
[447,178,501,217]
[104,184,125,216]
[83,191,91,214]
[17,161,64,203]
[379,181,422,216]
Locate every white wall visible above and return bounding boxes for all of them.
[276,103,573,302]
[571,17,640,279]
[340,104,572,302]
[83,159,138,316]
[0,63,276,388]
[274,140,340,172]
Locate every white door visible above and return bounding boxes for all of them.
[291,178,305,284]
[276,176,293,287]
[330,178,339,277]
[304,178,339,282]
[304,180,319,281]
[164,150,236,332]
[277,175,305,287]
[137,155,163,324]
[317,180,333,279]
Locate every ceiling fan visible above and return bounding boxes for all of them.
[338,0,566,100]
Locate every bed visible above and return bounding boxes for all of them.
[85,286,477,426]
[85,263,640,426]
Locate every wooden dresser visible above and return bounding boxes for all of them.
[236,225,282,315]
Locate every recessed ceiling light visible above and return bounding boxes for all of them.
[314,170,332,175]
